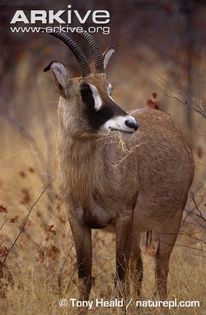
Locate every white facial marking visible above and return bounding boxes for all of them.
[107,83,116,102]
[107,83,113,96]
[102,115,137,134]
[89,84,102,111]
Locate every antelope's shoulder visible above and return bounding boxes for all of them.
[131,108,190,143]
[131,108,175,127]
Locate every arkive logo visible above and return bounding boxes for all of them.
[10,5,110,35]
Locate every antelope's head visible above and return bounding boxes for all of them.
[44,31,139,138]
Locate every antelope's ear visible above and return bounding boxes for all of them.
[103,47,115,70]
[44,61,69,97]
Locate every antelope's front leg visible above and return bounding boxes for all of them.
[115,213,133,303]
[69,212,92,314]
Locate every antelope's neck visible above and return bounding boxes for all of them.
[57,131,103,205]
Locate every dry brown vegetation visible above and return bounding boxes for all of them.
[1,1,206,314]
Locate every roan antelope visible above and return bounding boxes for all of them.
[43,30,194,313]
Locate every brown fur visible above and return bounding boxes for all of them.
[49,69,194,313]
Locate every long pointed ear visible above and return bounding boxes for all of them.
[102,47,115,70]
[44,61,69,97]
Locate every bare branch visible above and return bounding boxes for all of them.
[0,219,9,232]
[156,76,206,119]
[1,178,55,267]
[190,192,206,222]
[179,231,206,245]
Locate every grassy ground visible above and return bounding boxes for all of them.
[0,229,205,315]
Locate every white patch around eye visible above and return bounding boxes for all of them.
[88,84,102,111]
[107,83,113,97]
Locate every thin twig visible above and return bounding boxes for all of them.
[175,243,206,255]
[179,231,206,245]
[156,76,206,118]
[0,219,9,232]
[190,192,206,222]
[1,178,55,267]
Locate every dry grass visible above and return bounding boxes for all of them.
[1,229,206,315]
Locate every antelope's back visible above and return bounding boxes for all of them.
[131,108,194,219]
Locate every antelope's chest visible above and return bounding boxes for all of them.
[71,186,136,229]
[67,146,138,228]
[71,194,117,229]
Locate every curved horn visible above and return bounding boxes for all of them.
[42,30,91,77]
[76,30,104,73]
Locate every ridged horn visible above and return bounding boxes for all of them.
[41,29,91,77]
[76,30,104,73]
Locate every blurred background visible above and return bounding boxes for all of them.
[0,1,206,314]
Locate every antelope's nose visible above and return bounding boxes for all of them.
[125,118,139,131]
